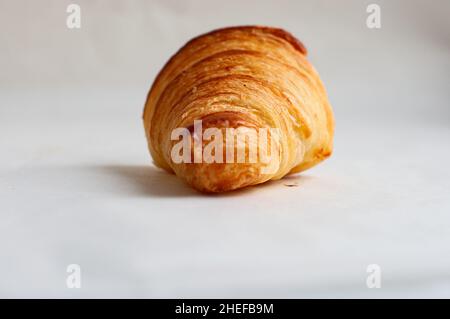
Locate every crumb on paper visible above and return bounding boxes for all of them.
[284,183,298,187]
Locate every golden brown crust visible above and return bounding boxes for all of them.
[182,26,308,56]
[143,26,334,192]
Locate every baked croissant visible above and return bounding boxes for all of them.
[143,26,334,192]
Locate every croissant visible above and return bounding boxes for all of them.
[143,26,334,192]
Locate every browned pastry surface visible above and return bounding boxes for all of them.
[143,26,334,192]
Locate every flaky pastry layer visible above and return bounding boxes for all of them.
[143,26,334,192]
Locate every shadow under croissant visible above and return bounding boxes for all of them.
[100,164,314,197]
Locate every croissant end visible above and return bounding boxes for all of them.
[143,26,334,192]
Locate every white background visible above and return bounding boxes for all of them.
[0,0,449,298]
